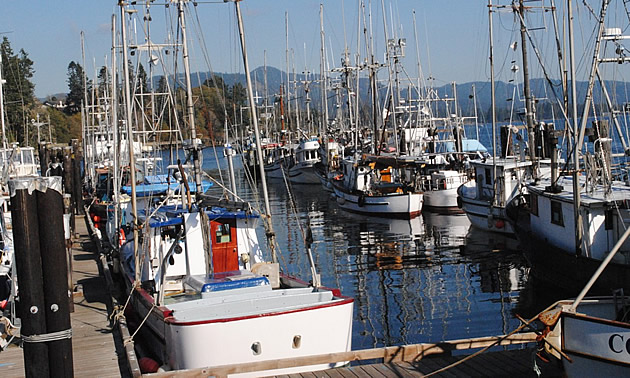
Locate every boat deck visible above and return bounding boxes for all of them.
[276,348,563,378]
[0,215,124,377]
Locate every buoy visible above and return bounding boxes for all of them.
[119,228,126,247]
[139,357,160,373]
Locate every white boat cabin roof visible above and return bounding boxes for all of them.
[528,176,630,209]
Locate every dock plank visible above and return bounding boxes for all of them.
[281,348,563,378]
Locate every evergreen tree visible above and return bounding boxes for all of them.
[97,65,110,99]
[137,63,148,94]
[66,61,91,115]
[0,37,36,144]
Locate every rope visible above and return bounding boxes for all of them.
[423,301,559,377]
[125,302,157,347]
[22,328,72,343]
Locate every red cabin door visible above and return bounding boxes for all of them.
[210,219,239,273]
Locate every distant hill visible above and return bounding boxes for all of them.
[155,66,630,121]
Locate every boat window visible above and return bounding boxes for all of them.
[551,201,564,226]
[485,168,491,185]
[605,209,613,230]
[530,194,538,216]
[215,224,232,243]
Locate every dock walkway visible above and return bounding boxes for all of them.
[278,348,562,377]
[0,215,123,377]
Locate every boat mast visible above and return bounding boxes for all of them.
[177,0,203,196]
[120,2,141,282]
[111,14,120,243]
[233,0,277,263]
[368,3,380,154]
[518,0,537,173]
[319,4,329,136]
[285,12,291,134]
[488,0,498,207]
[567,0,582,255]
[0,54,8,151]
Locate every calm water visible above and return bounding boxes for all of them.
[162,145,565,351]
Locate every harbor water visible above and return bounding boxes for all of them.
[185,145,569,353]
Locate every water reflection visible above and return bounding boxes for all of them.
[200,151,564,352]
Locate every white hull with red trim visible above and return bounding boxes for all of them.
[120,207,353,375]
[125,273,353,375]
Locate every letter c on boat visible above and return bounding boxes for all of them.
[609,334,623,353]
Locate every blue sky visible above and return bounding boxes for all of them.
[1,1,613,98]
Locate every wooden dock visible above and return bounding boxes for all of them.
[278,348,563,377]
[0,215,124,377]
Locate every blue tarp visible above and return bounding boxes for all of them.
[121,180,213,197]
[444,139,488,153]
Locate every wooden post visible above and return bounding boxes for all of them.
[63,194,74,313]
[63,147,75,236]
[38,142,48,176]
[71,139,84,215]
[9,179,49,377]
[37,178,74,377]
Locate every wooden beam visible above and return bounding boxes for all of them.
[144,332,537,378]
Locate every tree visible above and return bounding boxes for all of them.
[97,65,110,99]
[136,63,148,94]
[66,61,91,115]
[1,37,36,144]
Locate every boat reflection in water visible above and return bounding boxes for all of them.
[203,158,541,356]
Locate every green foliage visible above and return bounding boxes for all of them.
[136,63,148,94]
[1,37,36,144]
[66,61,91,115]
[97,65,110,99]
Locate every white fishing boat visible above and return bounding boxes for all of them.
[113,1,354,375]
[541,296,630,378]
[530,1,630,376]
[458,158,546,234]
[263,143,292,180]
[332,155,423,218]
[119,204,353,374]
[422,170,469,214]
[287,137,321,184]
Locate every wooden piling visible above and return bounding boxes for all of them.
[71,139,84,216]
[9,179,49,378]
[39,142,49,176]
[37,179,74,377]
[63,147,75,236]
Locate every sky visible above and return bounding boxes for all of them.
[1,0,621,98]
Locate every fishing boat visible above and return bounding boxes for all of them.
[332,155,424,218]
[507,0,630,292]
[458,158,545,234]
[525,1,630,376]
[113,1,353,374]
[287,137,321,184]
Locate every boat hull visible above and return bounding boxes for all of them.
[122,269,353,376]
[423,188,464,214]
[332,184,423,218]
[288,165,321,185]
[167,299,353,375]
[519,229,630,294]
[562,312,630,377]
[459,196,514,234]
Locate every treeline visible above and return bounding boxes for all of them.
[1,37,81,146]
